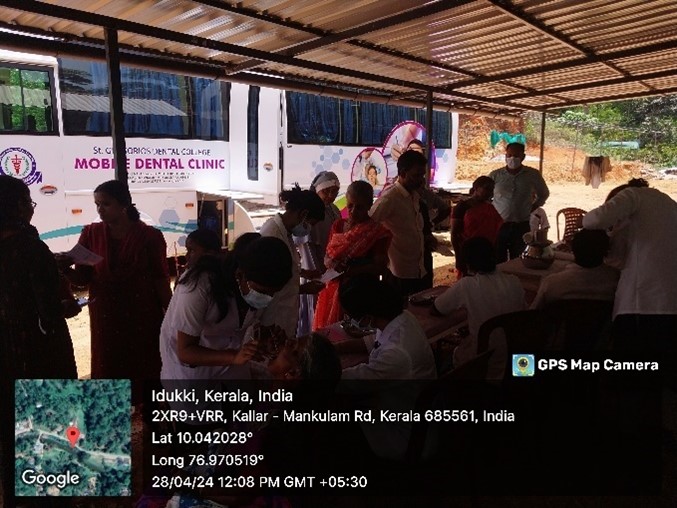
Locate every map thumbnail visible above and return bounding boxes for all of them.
[15,379,131,497]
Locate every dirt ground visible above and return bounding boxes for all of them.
[67,177,677,379]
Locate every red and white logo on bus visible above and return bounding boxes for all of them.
[0,147,42,185]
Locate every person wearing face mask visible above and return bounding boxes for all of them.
[296,172,342,335]
[159,235,293,395]
[259,185,326,338]
[489,142,550,263]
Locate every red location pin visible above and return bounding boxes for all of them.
[66,426,80,448]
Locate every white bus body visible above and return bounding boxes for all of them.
[0,49,458,255]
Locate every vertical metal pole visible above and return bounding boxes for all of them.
[104,28,128,182]
[226,198,234,249]
[425,90,433,186]
[539,111,546,173]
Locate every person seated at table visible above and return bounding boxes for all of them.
[451,176,503,276]
[338,275,436,380]
[433,236,524,379]
[335,275,436,461]
[530,229,619,309]
[313,180,391,330]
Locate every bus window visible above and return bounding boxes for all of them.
[417,110,453,149]
[0,65,56,134]
[359,102,417,146]
[58,58,229,140]
[285,92,357,145]
[247,85,260,181]
[285,91,452,148]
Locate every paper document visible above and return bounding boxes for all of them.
[66,243,104,266]
[319,268,343,284]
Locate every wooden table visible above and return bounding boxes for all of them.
[319,286,467,368]
[497,254,573,297]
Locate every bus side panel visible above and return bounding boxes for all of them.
[60,137,229,192]
[228,85,280,204]
[431,148,457,187]
[64,189,198,258]
[0,135,69,252]
[56,136,228,252]
[281,144,364,194]
[281,113,460,192]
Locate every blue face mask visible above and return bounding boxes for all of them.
[240,280,273,309]
[291,221,311,237]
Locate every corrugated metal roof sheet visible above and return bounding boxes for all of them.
[0,0,676,118]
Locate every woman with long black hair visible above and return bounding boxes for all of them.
[160,234,292,383]
[59,180,172,389]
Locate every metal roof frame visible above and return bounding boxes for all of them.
[1,0,676,117]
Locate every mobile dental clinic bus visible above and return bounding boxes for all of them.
[0,49,457,255]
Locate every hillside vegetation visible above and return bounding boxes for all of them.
[456,97,677,183]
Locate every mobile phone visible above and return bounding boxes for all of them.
[76,297,89,307]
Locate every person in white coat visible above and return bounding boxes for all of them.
[339,276,436,381]
[337,275,436,461]
[583,185,677,384]
[259,185,326,339]
[160,235,293,417]
[433,236,525,379]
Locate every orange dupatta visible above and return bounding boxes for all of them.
[313,218,391,330]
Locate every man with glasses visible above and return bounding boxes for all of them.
[489,142,549,262]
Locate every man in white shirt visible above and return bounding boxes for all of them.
[339,277,436,381]
[338,276,436,460]
[490,143,550,262]
[433,237,525,379]
[530,228,619,309]
[583,186,677,372]
[369,150,428,296]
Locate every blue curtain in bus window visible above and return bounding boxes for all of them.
[286,92,340,144]
[417,111,452,149]
[359,102,415,146]
[84,62,111,134]
[192,78,228,141]
[121,68,186,137]
[247,86,260,181]
[340,99,357,144]
[60,59,188,137]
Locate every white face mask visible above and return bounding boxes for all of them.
[506,156,522,170]
[349,316,376,334]
[240,280,273,309]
